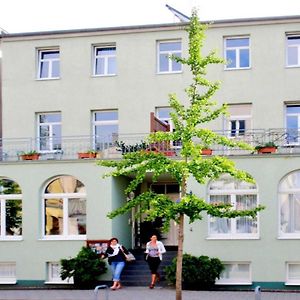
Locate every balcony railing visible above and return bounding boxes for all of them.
[1,129,300,162]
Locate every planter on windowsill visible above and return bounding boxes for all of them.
[20,153,40,160]
[163,150,176,156]
[78,152,97,159]
[256,146,277,154]
[201,148,213,155]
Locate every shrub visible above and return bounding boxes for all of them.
[165,253,224,290]
[60,246,107,288]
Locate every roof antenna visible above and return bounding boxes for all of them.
[166,4,190,22]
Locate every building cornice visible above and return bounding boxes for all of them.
[1,15,300,42]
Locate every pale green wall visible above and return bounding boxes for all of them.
[185,155,300,283]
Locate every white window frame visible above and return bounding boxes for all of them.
[285,104,300,145]
[0,262,17,284]
[0,195,22,241]
[286,35,300,68]
[216,262,252,285]
[37,112,62,153]
[93,45,116,76]
[45,262,73,284]
[92,110,118,150]
[278,172,300,239]
[42,193,87,241]
[37,48,60,80]
[286,262,300,285]
[224,36,250,70]
[157,40,182,74]
[207,176,259,239]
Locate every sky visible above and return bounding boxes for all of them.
[0,0,299,34]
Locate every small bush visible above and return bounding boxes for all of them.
[60,246,107,288]
[165,253,224,290]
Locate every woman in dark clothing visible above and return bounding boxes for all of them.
[103,237,129,290]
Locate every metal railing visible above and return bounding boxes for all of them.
[1,128,300,162]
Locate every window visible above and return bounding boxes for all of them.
[225,37,250,69]
[226,104,252,137]
[0,262,16,284]
[93,110,118,151]
[287,35,300,67]
[46,262,73,284]
[158,40,182,73]
[0,178,22,240]
[286,263,300,285]
[279,170,300,237]
[38,113,62,152]
[93,46,116,76]
[43,176,86,239]
[286,105,300,144]
[217,262,251,285]
[38,49,60,79]
[208,174,259,238]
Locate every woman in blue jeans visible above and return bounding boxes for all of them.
[104,237,129,290]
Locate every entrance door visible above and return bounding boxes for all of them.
[150,183,179,246]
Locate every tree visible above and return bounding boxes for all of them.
[98,10,264,300]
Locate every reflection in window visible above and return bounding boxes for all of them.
[38,49,60,79]
[287,36,300,67]
[93,110,118,151]
[279,171,300,236]
[0,178,22,239]
[44,176,86,238]
[225,37,250,69]
[158,41,182,73]
[208,174,258,238]
[38,113,62,151]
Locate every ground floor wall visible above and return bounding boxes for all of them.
[184,154,300,289]
[0,160,132,285]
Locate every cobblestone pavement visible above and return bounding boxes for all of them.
[0,287,300,300]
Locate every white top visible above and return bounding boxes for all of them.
[145,240,166,260]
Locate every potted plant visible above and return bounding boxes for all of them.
[60,246,107,288]
[201,147,213,155]
[77,150,98,159]
[255,141,278,154]
[20,150,40,160]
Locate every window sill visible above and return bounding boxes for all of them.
[0,237,23,241]
[36,77,60,81]
[224,67,251,71]
[277,236,300,240]
[285,65,300,68]
[0,280,17,285]
[92,74,117,78]
[206,236,259,240]
[40,235,86,241]
[285,282,300,286]
[44,281,73,284]
[156,71,183,75]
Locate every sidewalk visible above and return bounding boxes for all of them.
[0,287,300,300]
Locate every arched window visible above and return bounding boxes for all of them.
[208,174,258,238]
[0,178,22,239]
[43,176,86,239]
[279,170,300,237]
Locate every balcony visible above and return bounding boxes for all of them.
[0,128,300,162]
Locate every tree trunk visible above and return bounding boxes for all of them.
[175,213,184,300]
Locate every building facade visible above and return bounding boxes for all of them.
[0,15,300,288]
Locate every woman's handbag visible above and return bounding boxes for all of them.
[125,252,136,262]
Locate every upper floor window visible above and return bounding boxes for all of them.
[92,110,118,151]
[43,176,86,239]
[0,178,22,240]
[93,46,116,76]
[38,113,62,152]
[38,49,60,79]
[279,170,300,238]
[208,174,259,239]
[226,104,252,137]
[225,37,250,70]
[286,104,300,144]
[287,35,300,67]
[157,40,182,73]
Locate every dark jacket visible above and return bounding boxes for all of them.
[104,245,129,264]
